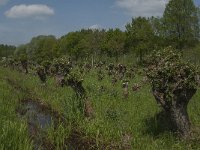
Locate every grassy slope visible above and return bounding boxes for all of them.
[0,68,33,150]
[0,67,200,149]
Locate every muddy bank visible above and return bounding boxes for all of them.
[7,75,130,149]
[16,99,126,150]
[16,99,64,150]
[16,99,100,150]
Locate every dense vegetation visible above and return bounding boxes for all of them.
[146,47,199,138]
[0,0,200,149]
[1,0,199,65]
[0,44,16,58]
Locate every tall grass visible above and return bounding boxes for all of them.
[0,69,33,150]
[0,66,200,149]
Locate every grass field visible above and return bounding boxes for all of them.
[0,66,200,149]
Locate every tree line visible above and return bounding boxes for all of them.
[0,44,16,58]
[1,0,200,64]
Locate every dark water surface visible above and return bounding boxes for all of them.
[18,100,54,150]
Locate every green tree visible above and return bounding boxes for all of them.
[59,31,88,61]
[101,29,126,62]
[14,44,27,57]
[59,29,103,61]
[149,17,166,49]
[0,44,16,58]
[87,29,106,65]
[125,17,155,63]
[27,35,57,63]
[163,0,200,51]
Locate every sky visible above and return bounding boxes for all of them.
[0,0,200,46]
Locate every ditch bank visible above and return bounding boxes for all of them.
[6,76,131,149]
[16,99,106,150]
[16,99,64,150]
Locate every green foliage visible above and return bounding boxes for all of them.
[26,35,57,63]
[14,44,27,57]
[59,29,126,62]
[41,59,51,68]
[126,17,155,63]
[0,56,16,67]
[1,64,200,149]
[36,65,45,72]
[1,0,200,148]
[66,67,84,83]
[101,28,126,61]
[163,0,200,50]
[149,17,167,48]
[146,47,199,101]
[0,70,33,149]
[51,56,72,75]
[0,44,16,58]
[5,0,200,65]
[183,43,200,65]
[59,30,92,60]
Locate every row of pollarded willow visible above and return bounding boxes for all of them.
[1,47,199,139]
[19,48,200,138]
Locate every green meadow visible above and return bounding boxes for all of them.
[0,66,199,149]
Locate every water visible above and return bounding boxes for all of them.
[18,100,54,150]
[18,100,78,149]
[24,101,52,129]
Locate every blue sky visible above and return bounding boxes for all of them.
[0,0,200,45]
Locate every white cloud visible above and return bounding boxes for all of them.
[89,24,101,30]
[5,4,54,19]
[115,0,168,17]
[0,0,9,5]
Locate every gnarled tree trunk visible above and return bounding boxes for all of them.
[21,60,28,74]
[65,79,94,118]
[170,103,190,137]
[37,68,46,83]
[153,88,196,138]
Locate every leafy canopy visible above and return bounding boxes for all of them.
[163,0,200,50]
[146,47,199,100]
